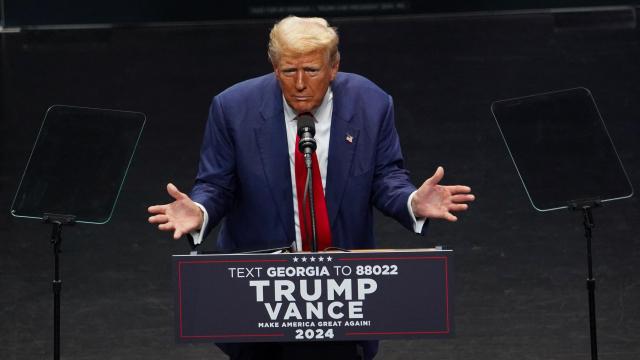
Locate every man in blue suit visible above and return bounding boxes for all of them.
[149,16,474,359]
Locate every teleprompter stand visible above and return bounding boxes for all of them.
[568,199,602,360]
[10,105,146,359]
[492,88,634,360]
[43,213,76,360]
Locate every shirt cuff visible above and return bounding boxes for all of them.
[189,202,209,245]
[407,191,426,233]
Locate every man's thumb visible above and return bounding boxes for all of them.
[426,166,444,186]
[167,183,187,200]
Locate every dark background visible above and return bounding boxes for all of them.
[1,2,640,359]
[1,1,637,28]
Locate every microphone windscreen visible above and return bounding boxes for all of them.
[296,113,316,137]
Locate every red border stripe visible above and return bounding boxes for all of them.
[346,330,450,336]
[180,333,285,339]
[338,256,447,261]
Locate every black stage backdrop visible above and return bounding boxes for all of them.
[1,10,640,360]
[2,1,636,27]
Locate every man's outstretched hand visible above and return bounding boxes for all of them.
[148,183,204,239]
[411,166,475,222]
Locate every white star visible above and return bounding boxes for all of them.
[302,257,307,262]
[318,256,324,262]
[293,257,298,262]
[310,257,316,262]
[326,256,333,262]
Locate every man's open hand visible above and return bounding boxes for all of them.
[411,166,475,221]
[148,183,204,239]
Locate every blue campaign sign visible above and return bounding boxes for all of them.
[173,249,454,343]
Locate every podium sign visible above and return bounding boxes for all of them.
[173,249,453,343]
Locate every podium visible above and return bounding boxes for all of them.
[173,248,453,345]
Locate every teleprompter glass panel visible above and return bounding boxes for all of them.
[11,105,146,224]
[491,87,633,212]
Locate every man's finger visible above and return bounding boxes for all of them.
[158,222,174,231]
[451,194,475,203]
[448,203,469,212]
[148,214,169,224]
[444,212,458,222]
[148,204,167,214]
[425,166,445,186]
[445,185,472,195]
[173,229,183,240]
[167,183,188,201]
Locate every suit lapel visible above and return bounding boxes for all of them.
[326,78,359,227]
[255,79,295,242]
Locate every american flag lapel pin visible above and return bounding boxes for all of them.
[345,133,354,143]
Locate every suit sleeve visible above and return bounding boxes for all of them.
[371,95,427,235]
[189,96,237,238]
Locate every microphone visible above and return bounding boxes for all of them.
[295,112,318,252]
[296,113,317,168]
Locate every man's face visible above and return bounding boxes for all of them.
[274,50,339,114]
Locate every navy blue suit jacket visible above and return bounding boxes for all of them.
[191,72,422,251]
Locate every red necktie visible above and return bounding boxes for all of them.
[295,136,332,251]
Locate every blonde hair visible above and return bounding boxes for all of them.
[268,16,340,65]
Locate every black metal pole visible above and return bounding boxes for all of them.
[306,163,318,252]
[50,221,63,360]
[44,213,75,360]
[582,207,598,360]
